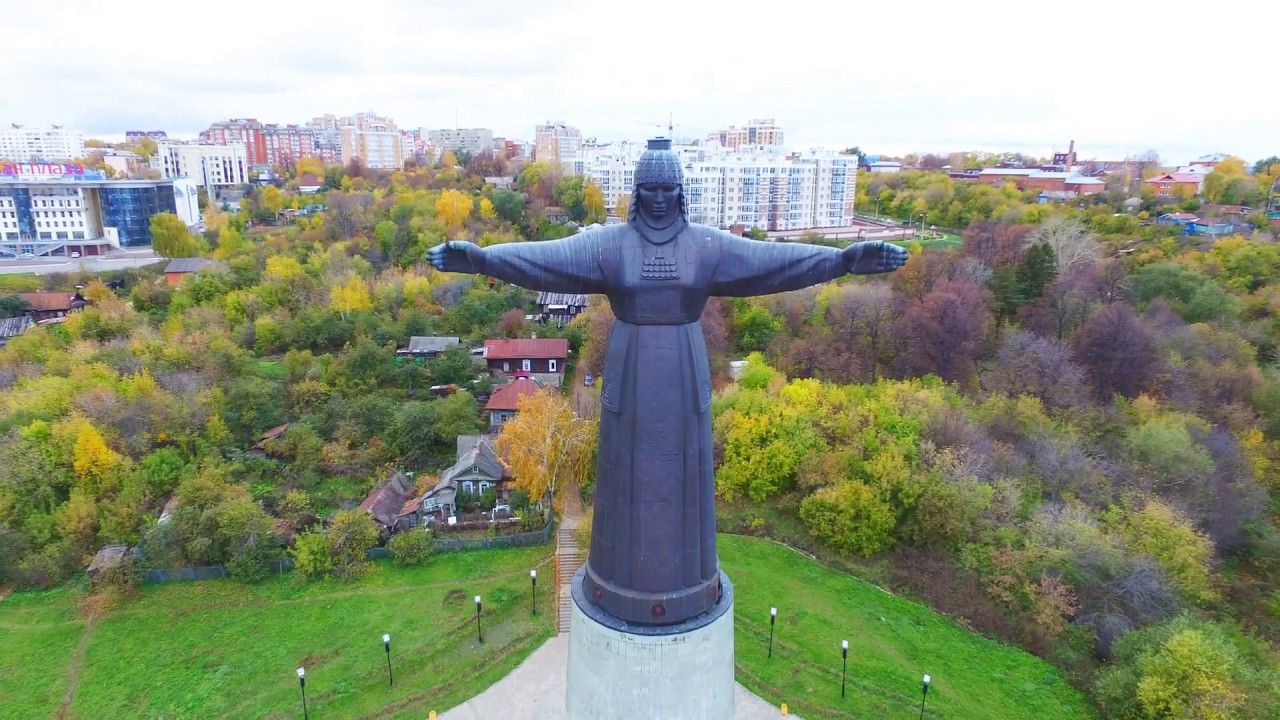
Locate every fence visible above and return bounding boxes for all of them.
[138,521,555,584]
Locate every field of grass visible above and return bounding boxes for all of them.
[0,545,555,719]
[721,535,1095,719]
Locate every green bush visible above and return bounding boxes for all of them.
[289,531,332,580]
[388,530,432,567]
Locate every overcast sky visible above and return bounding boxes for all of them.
[3,0,1276,166]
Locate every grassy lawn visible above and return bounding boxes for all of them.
[0,545,554,720]
[721,535,1095,719]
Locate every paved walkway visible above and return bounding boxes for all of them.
[438,635,794,719]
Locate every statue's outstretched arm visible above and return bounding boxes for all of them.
[430,232,609,294]
[707,232,847,297]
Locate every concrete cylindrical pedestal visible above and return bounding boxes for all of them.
[566,567,735,720]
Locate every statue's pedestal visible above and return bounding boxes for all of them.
[566,567,735,720]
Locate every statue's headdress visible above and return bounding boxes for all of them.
[634,137,683,187]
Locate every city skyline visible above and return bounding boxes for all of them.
[2,1,1276,166]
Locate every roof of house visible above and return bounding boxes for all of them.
[15,292,84,313]
[1159,213,1200,221]
[1145,173,1202,184]
[87,545,129,576]
[1064,176,1105,185]
[978,168,1037,176]
[298,174,324,187]
[0,315,33,339]
[164,258,227,274]
[250,423,289,450]
[442,435,506,484]
[1204,204,1247,214]
[536,292,587,309]
[1123,197,1144,206]
[485,376,544,411]
[484,338,569,360]
[1195,218,1234,226]
[402,336,462,354]
[360,471,418,526]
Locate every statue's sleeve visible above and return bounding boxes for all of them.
[708,232,847,296]
[480,232,608,294]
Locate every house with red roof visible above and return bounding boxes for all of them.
[483,337,569,386]
[484,376,545,428]
[1144,173,1203,198]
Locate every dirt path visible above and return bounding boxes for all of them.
[55,617,95,720]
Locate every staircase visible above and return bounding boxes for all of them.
[555,480,585,634]
[555,517,581,634]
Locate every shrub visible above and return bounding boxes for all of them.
[799,481,896,556]
[289,531,332,580]
[327,510,379,581]
[389,530,432,567]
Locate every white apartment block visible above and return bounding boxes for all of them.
[426,128,495,155]
[151,142,250,192]
[0,125,85,162]
[571,142,857,231]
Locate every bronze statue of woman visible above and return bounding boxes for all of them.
[429,138,907,626]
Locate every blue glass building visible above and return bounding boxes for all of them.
[100,184,177,247]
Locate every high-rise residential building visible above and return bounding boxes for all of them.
[1,163,198,256]
[706,118,785,150]
[340,112,403,170]
[0,125,86,162]
[572,141,856,231]
[261,124,315,167]
[426,128,495,155]
[535,122,582,164]
[307,114,343,165]
[200,119,319,167]
[151,141,250,193]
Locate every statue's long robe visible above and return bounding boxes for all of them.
[482,221,847,624]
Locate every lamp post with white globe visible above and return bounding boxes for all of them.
[296,667,308,720]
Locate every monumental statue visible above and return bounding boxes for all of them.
[429,138,908,629]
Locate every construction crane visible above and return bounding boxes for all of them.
[624,113,680,137]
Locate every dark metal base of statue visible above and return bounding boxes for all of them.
[566,566,736,719]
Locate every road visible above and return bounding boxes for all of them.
[0,249,166,275]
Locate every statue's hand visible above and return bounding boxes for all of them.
[427,240,485,274]
[843,241,909,275]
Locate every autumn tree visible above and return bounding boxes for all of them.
[1028,216,1100,274]
[615,193,631,220]
[331,273,373,318]
[490,189,525,224]
[984,331,1088,411]
[583,180,606,224]
[436,188,474,227]
[495,390,597,508]
[1072,303,1158,403]
[478,196,497,221]
[150,212,198,258]
[899,279,991,384]
[260,185,284,215]
[295,156,324,178]
[326,509,379,580]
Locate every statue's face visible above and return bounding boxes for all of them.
[636,183,681,226]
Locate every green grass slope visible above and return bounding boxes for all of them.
[0,546,554,719]
[722,534,1095,719]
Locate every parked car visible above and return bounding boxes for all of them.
[489,505,518,522]
[583,373,594,386]
[70,252,81,258]
[19,252,34,258]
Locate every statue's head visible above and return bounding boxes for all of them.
[632,137,686,229]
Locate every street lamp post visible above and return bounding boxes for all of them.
[383,633,393,687]
[920,674,931,719]
[768,608,777,659]
[475,595,483,643]
[296,667,309,720]
[841,640,849,698]
[530,570,538,615]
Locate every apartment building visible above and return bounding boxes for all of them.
[151,142,250,192]
[535,122,582,164]
[0,125,85,162]
[572,141,857,231]
[706,118,785,150]
[341,112,403,170]
[307,114,344,165]
[426,127,495,155]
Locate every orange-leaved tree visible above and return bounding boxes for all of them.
[495,389,596,510]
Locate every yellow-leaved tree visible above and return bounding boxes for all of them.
[496,390,597,509]
[331,273,373,318]
[583,180,606,224]
[72,421,127,493]
[479,196,497,220]
[436,189,474,227]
